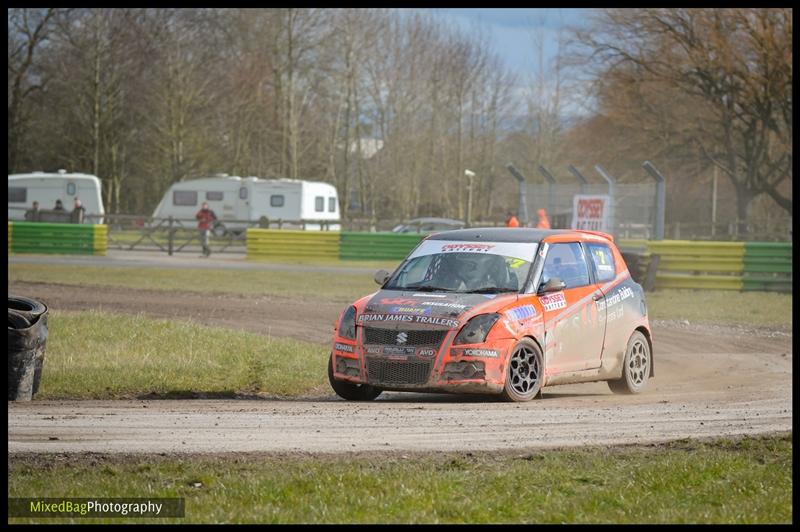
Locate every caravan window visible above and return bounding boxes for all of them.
[239,187,248,200]
[206,191,223,201]
[328,197,336,212]
[315,196,324,212]
[67,182,76,195]
[270,195,285,207]
[173,190,198,206]
[9,187,26,203]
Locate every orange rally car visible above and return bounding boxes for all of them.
[328,228,653,402]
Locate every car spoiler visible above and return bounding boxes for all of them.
[575,230,614,242]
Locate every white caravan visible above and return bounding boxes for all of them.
[8,171,105,221]
[151,175,341,231]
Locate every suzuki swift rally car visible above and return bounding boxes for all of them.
[328,228,653,402]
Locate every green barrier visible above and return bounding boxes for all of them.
[8,222,106,255]
[340,232,424,260]
[741,242,792,291]
[246,229,340,260]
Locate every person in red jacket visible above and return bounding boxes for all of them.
[196,202,218,257]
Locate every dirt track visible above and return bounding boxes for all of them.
[8,281,793,454]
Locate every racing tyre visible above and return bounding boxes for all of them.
[8,295,47,323]
[500,338,543,402]
[608,331,651,394]
[327,355,382,401]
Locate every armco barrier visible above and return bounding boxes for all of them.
[339,232,424,260]
[246,229,340,260]
[617,239,790,292]
[742,242,792,292]
[8,222,107,256]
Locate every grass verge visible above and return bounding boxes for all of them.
[10,263,378,302]
[36,310,328,399]
[645,289,792,328]
[7,434,792,524]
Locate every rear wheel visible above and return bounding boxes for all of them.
[500,338,544,402]
[328,354,382,401]
[608,331,651,394]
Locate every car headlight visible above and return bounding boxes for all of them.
[338,305,357,340]
[453,313,500,345]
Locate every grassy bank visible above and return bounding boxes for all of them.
[36,310,328,399]
[7,434,792,524]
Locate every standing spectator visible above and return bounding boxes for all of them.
[71,198,86,224]
[53,199,65,211]
[505,211,520,228]
[25,201,40,222]
[536,208,551,229]
[196,201,218,257]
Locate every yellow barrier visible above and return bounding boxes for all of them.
[93,224,108,255]
[246,229,340,260]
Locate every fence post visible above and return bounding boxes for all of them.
[537,165,557,221]
[506,163,529,226]
[568,165,589,195]
[642,161,666,241]
[168,216,174,256]
[594,164,617,239]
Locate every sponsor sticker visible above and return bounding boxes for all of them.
[365,346,382,354]
[358,313,414,323]
[383,346,416,356]
[358,313,459,328]
[420,301,468,310]
[414,293,446,298]
[417,348,436,357]
[441,243,495,253]
[334,342,354,353]
[506,305,536,321]
[540,292,567,312]
[454,348,500,358]
[389,306,431,315]
[380,298,418,305]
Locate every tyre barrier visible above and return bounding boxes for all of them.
[8,295,49,401]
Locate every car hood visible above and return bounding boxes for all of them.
[359,289,518,329]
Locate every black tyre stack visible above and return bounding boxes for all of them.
[8,295,49,401]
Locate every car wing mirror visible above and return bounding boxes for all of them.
[374,269,391,286]
[538,277,566,294]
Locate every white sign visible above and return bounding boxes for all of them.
[572,195,611,232]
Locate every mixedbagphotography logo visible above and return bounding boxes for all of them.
[8,498,185,518]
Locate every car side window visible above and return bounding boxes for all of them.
[541,243,591,289]
[586,243,616,283]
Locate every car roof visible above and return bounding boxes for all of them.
[404,217,464,224]
[425,227,574,243]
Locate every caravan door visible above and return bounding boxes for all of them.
[251,181,302,227]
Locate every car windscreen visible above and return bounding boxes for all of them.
[384,240,538,293]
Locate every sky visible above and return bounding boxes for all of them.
[415,8,592,81]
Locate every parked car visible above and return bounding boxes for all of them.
[328,227,653,402]
[391,217,465,234]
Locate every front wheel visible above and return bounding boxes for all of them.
[608,331,651,394]
[328,355,382,401]
[500,338,544,402]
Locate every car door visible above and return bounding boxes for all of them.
[537,241,605,373]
